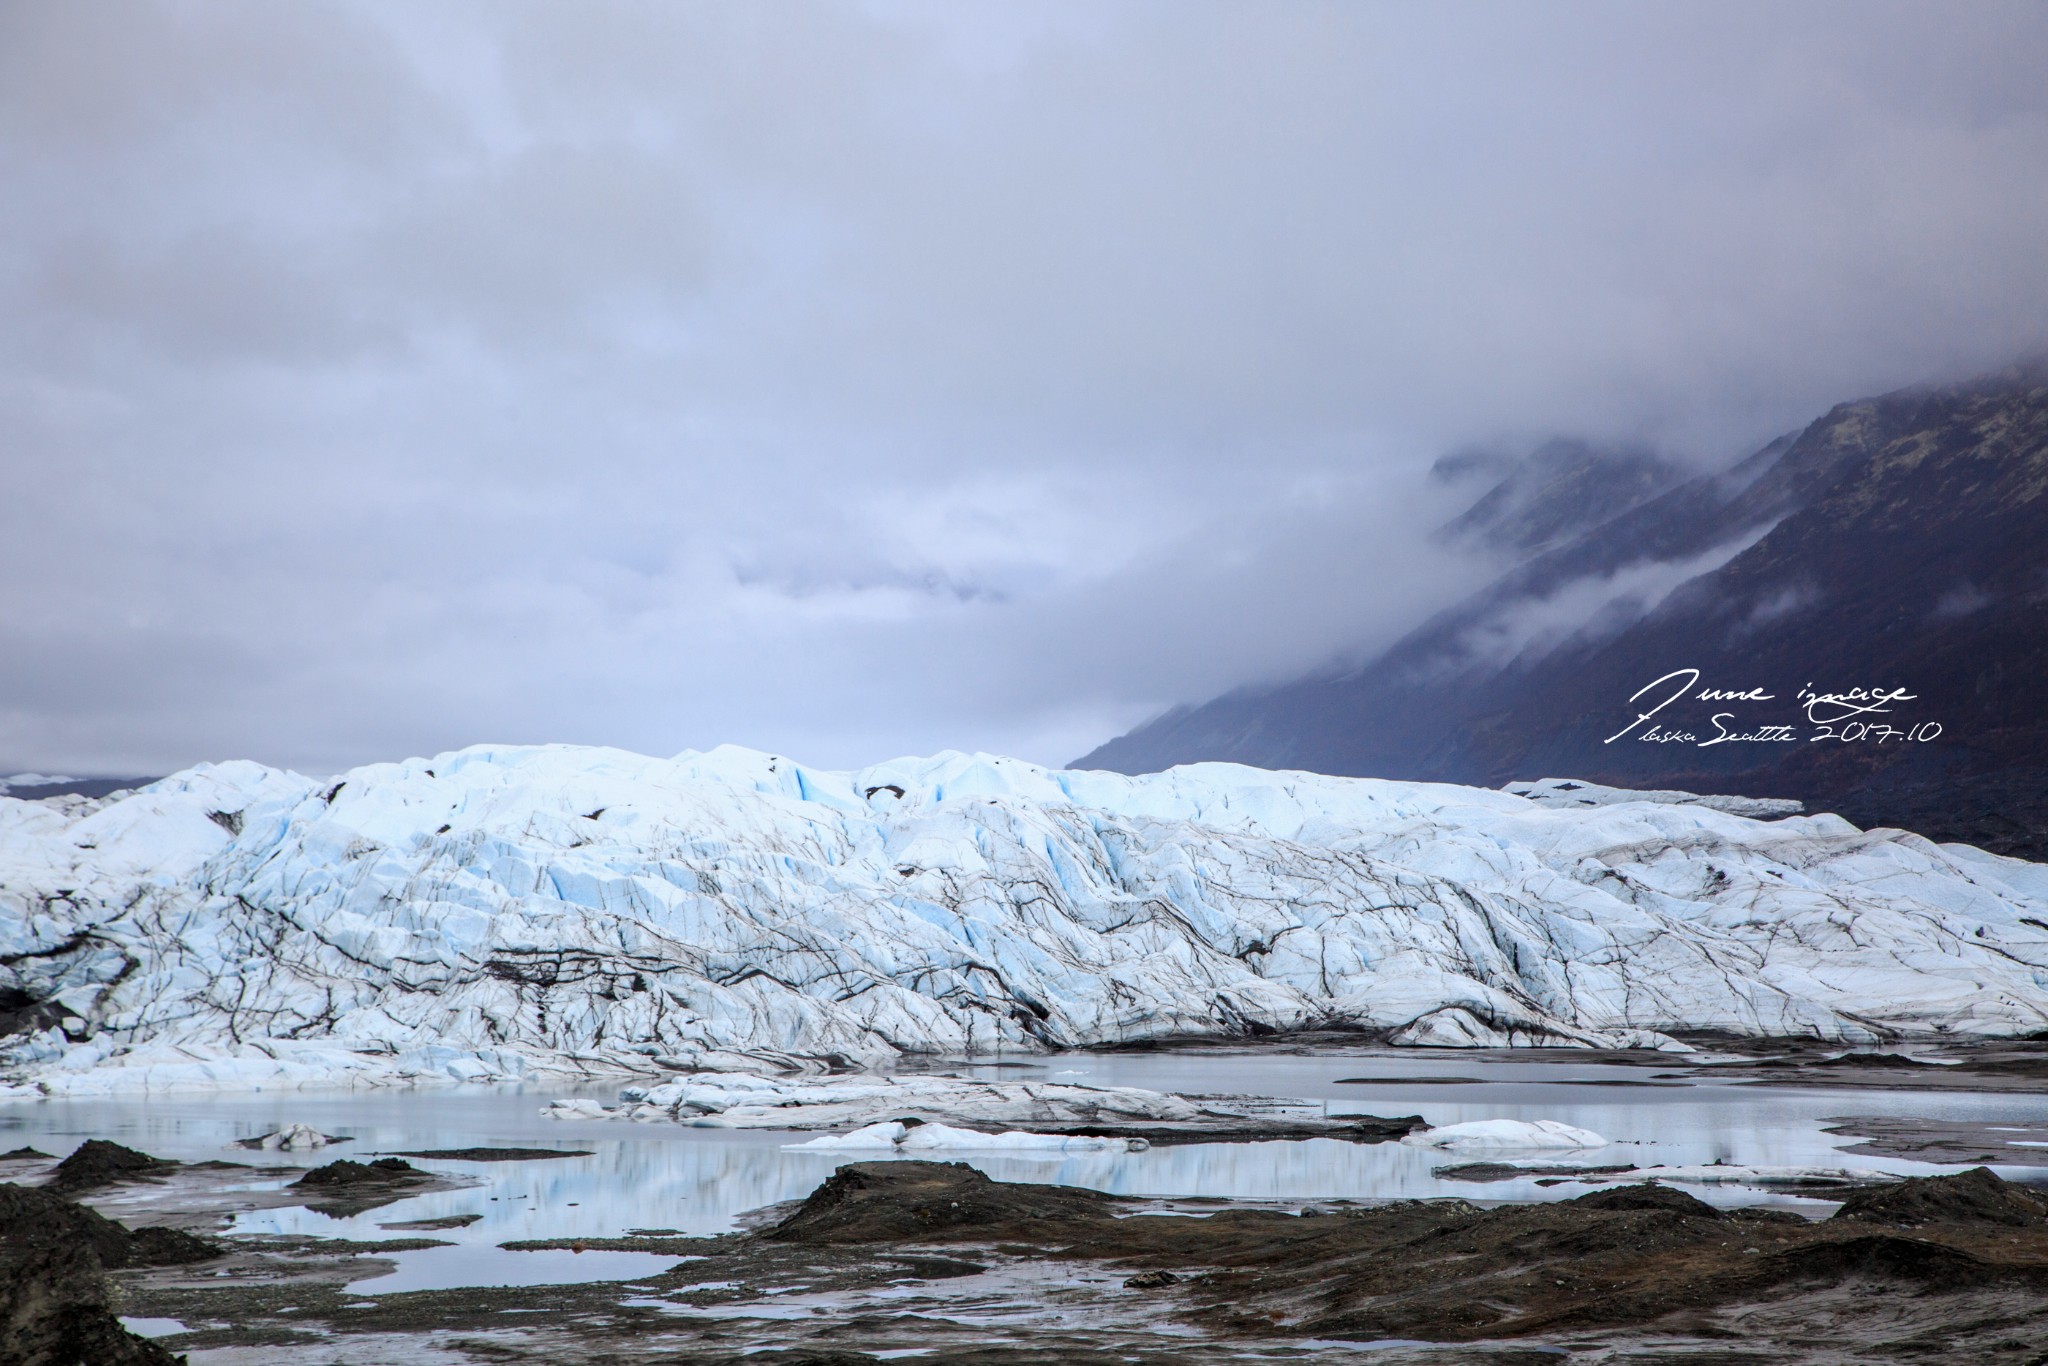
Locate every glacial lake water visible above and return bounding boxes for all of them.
[5,1048,2045,1295]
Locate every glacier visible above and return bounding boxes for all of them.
[3,743,2047,1097]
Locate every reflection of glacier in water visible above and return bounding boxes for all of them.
[3,1050,2044,1291]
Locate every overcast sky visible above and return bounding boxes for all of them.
[4,0,2047,777]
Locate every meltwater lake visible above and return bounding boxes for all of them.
[6,1047,2046,1301]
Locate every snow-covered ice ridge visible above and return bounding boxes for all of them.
[3,744,2046,1096]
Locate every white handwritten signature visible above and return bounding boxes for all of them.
[1605,668,1935,747]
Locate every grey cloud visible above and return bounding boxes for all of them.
[2,1,2046,775]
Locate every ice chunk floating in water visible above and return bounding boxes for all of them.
[238,1122,336,1151]
[551,1071,1236,1129]
[116,1318,188,1340]
[1403,1119,1609,1150]
[785,1120,1145,1155]
[3,743,2046,1095]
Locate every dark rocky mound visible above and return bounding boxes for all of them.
[1813,1052,1935,1069]
[1761,1232,2006,1290]
[1,1181,220,1366]
[1830,1167,2048,1227]
[288,1157,423,1189]
[121,1226,220,1267]
[1566,1181,1723,1219]
[0,1182,219,1270]
[48,1141,174,1193]
[0,1148,52,1162]
[1,1239,184,1366]
[766,1161,1123,1245]
[285,1156,441,1217]
[1723,1206,1812,1227]
[2,1183,134,1270]
[738,1164,2038,1346]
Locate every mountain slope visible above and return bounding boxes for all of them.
[4,744,2047,1095]
[1079,363,2048,856]
[1432,438,1687,557]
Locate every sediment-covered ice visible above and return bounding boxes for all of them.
[3,743,2046,1096]
[238,1123,337,1151]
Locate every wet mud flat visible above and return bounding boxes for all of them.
[1821,1114,2048,1165]
[1278,1033,2048,1094]
[0,1137,477,1231]
[1665,1034,2048,1093]
[10,1141,2048,1366]
[1052,1031,2048,1100]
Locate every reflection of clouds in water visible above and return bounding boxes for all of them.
[347,1247,690,1295]
[233,1137,839,1241]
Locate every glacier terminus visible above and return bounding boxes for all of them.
[3,744,2045,1098]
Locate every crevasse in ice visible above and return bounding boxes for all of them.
[3,743,2045,1096]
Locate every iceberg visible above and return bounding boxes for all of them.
[784,1120,1143,1155]
[1402,1119,1609,1150]
[537,1070,1345,1140]
[237,1122,339,1151]
[2,743,2045,1096]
